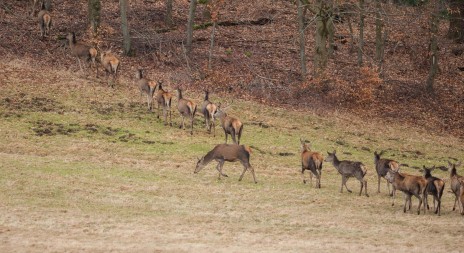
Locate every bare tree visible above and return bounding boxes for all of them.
[186,0,198,54]
[447,0,464,43]
[357,0,365,66]
[120,0,132,55]
[375,0,386,74]
[426,0,440,92]
[165,0,173,26]
[298,0,307,79]
[88,0,101,36]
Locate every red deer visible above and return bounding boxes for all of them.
[422,166,445,216]
[374,151,399,195]
[156,82,173,126]
[200,90,218,136]
[37,2,51,39]
[66,32,97,74]
[194,144,257,183]
[449,161,463,212]
[300,138,324,188]
[135,69,156,111]
[385,167,427,214]
[214,103,243,145]
[458,178,464,215]
[100,50,120,87]
[325,150,369,197]
[176,88,196,135]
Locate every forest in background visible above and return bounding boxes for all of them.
[1,0,463,137]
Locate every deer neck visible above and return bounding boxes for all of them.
[177,90,183,99]
[204,92,209,101]
[201,150,216,166]
[331,155,341,168]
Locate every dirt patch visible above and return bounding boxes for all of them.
[1,96,65,113]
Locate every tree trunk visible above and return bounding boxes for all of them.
[375,0,384,73]
[165,0,173,26]
[447,0,464,43]
[298,0,307,80]
[186,0,198,54]
[208,22,217,70]
[426,1,440,92]
[120,0,132,56]
[88,0,101,36]
[44,0,52,11]
[357,0,365,66]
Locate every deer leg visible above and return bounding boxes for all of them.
[224,130,228,143]
[415,193,423,215]
[230,128,237,144]
[453,195,458,211]
[249,166,257,184]
[169,109,172,126]
[301,168,306,184]
[215,160,228,179]
[77,58,84,72]
[190,115,194,135]
[377,175,381,193]
[403,193,409,213]
[391,187,396,206]
[344,178,352,193]
[309,171,313,186]
[340,176,345,193]
[364,180,369,197]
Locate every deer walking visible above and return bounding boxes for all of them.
[214,103,243,144]
[300,138,324,188]
[374,151,399,195]
[100,50,120,87]
[422,166,445,216]
[176,88,196,135]
[66,32,97,74]
[200,90,218,136]
[325,150,369,197]
[194,144,257,183]
[449,161,463,212]
[135,69,157,111]
[37,2,51,39]
[385,167,427,214]
[155,81,173,126]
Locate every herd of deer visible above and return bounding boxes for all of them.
[30,0,463,217]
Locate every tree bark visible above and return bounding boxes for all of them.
[298,0,307,80]
[44,0,52,11]
[357,0,365,66]
[165,0,173,26]
[375,0,384,74]
[186,0,198,54]
[447,0,464,43]
[88,0,101,36]
[427,1,440,92]
[208,22,217,70]
[314,1,332,75]
[120,0,132,56]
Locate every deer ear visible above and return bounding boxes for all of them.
[457,161,462,167]
[333,150,336,154]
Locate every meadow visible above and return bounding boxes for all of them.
[0,60,463,252]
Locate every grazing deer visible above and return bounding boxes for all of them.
[458,178,464,215]
[449,161,463,212]
[37,2,51,39]
[176,88,196,135]
[300,138,324,188]
[422,166,445,216]
[374,151,399,195]
[155,81,173,126]
[385,167,427,214]
[135,69,157,111]
[100,50,120,87]
[200,90,218,136]
[325,150,368,197]
[66,32,97,74]
[194,144,257,183]
[214,103,243,145]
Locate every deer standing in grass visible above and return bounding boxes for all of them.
[66,32,97,74]
[325,150,369,197]
[300,139,324,188]
[194,144,257,183]
[374,151,399,195]
[385,167,427,214]
[155,81,173,126]
[200,90,218,136]
[422,166,445,216]
[449,161,463,212]
[458,178,464,215]
[214,103,243,145]
[37,2,51,39]
[135,69,157,111]
[176,88,196,135]
[100,50,120,87]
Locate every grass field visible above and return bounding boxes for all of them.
[1,60,463,252]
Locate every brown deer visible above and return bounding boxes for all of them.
[422,166,445,216]
[214,103,243,145]
[385,167,427,214]
[325,150,369,197]
[176,88,196,135]
[66,32,97,74]
[300,138,324,188]
[458,178,464,215]
[135,69,157,111]
[100,50,120,87]
[37,2,51,39]
[194,144,257,183]
[374,151,399,195]
[156,82,173,126]
[449,161,463,212]
[200,90,218,136]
